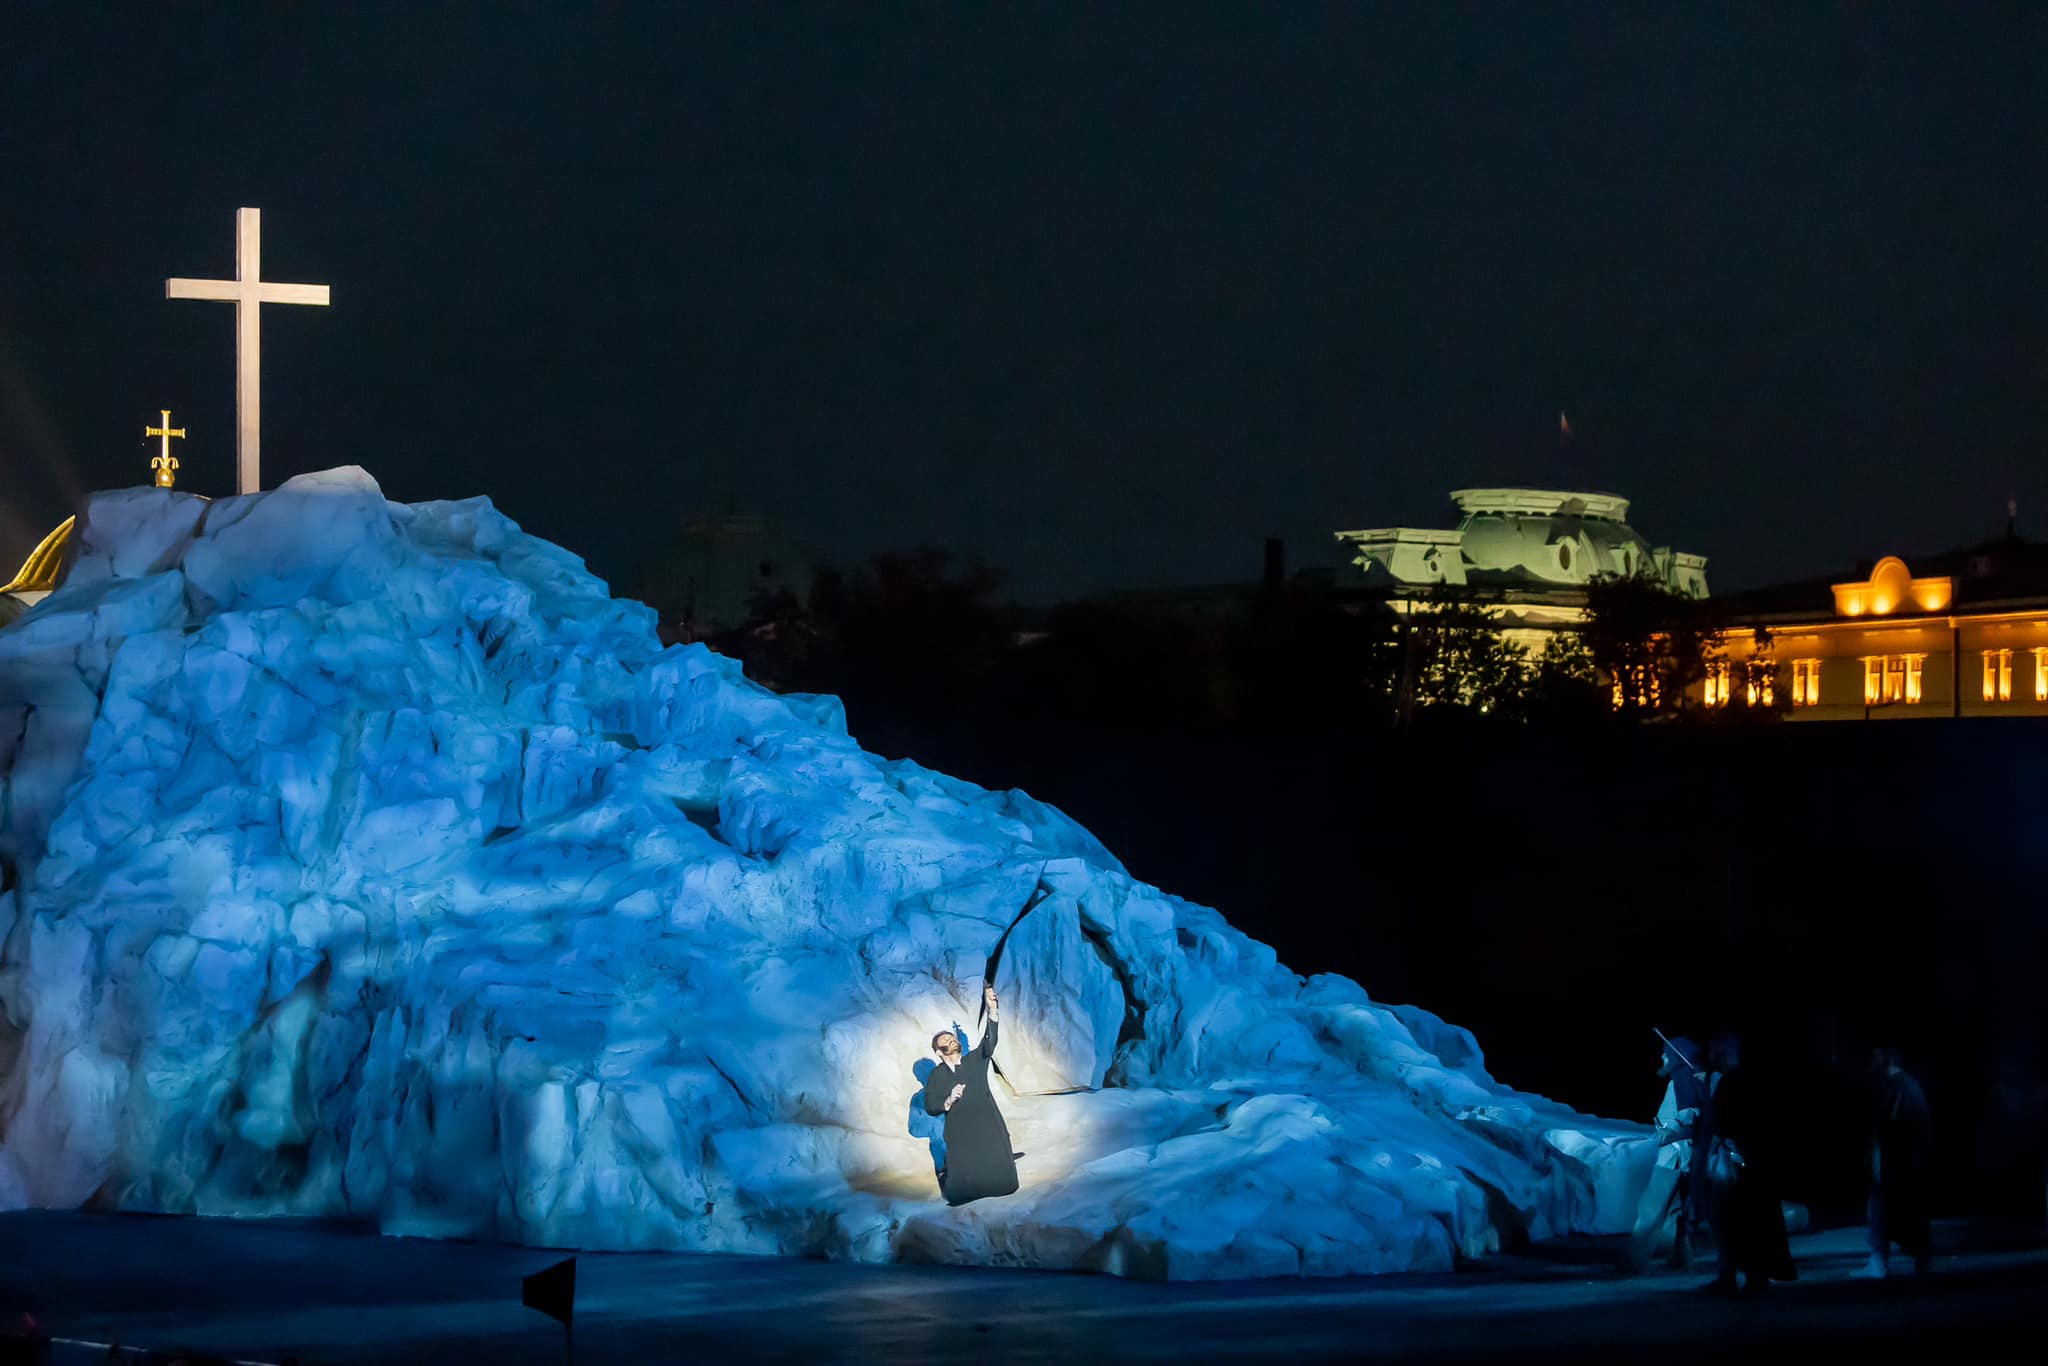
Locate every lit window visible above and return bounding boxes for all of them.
[1884,656,1907,703]
[1704,661,1730,707]
[1904,654,1924,705]
[1864,657,1883,705]
[1743,662,1774,707]
[1630,665,1661,708]
[1612,664,1662,709]
[1983,649,2013,702]
[2036,648,2047,702]
[1792,658,1822,707]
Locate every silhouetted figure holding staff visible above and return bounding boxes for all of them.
[925,984,1019,1204]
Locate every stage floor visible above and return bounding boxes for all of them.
[3,1211,2043,1363]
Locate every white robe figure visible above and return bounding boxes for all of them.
[1655,1081,1699,1172]
[1627,1040,1706,1271]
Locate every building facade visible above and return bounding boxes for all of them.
[1713,539,2048,720]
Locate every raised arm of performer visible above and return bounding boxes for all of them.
[981,984,1000,1057]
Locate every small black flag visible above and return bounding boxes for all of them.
[522,1256,577,1327]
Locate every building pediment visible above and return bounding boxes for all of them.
[1830,555,1952,617]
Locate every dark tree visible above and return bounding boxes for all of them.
[1515,628,1611,724]
[1579,572,1724,715]
[1387,595,1532,721]
[713,546,1009,754]
[997,599,1230,734]
[1228,588,1399,727]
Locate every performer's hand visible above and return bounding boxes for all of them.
[946,1083,965,1111]
[984,984,999,1019]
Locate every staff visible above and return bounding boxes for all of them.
[1655,1027,1700,1075]
[979,866,1053,1024]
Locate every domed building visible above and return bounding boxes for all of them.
[1334,488,1709,649]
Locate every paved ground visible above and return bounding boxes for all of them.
[2,1212,2042,1363]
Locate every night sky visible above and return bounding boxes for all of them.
[4,5,2046,604]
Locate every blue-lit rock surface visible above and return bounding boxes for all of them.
[0,468,1654,1278]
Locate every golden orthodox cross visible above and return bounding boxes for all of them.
[166,208,330,495]
[145,409,186,487]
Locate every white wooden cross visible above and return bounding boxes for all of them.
[166,207,330,495]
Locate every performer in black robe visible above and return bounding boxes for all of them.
[1858,1047,1934,1277]
[924,984,1019,1205]
[1701,1032,1795,1294]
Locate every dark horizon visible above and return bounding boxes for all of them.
[5,6,2047,605]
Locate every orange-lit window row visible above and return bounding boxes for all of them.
[1977,647,2048,703]
[1702,660,1775,709]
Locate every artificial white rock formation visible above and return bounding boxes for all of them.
[0,469,1654,1278]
